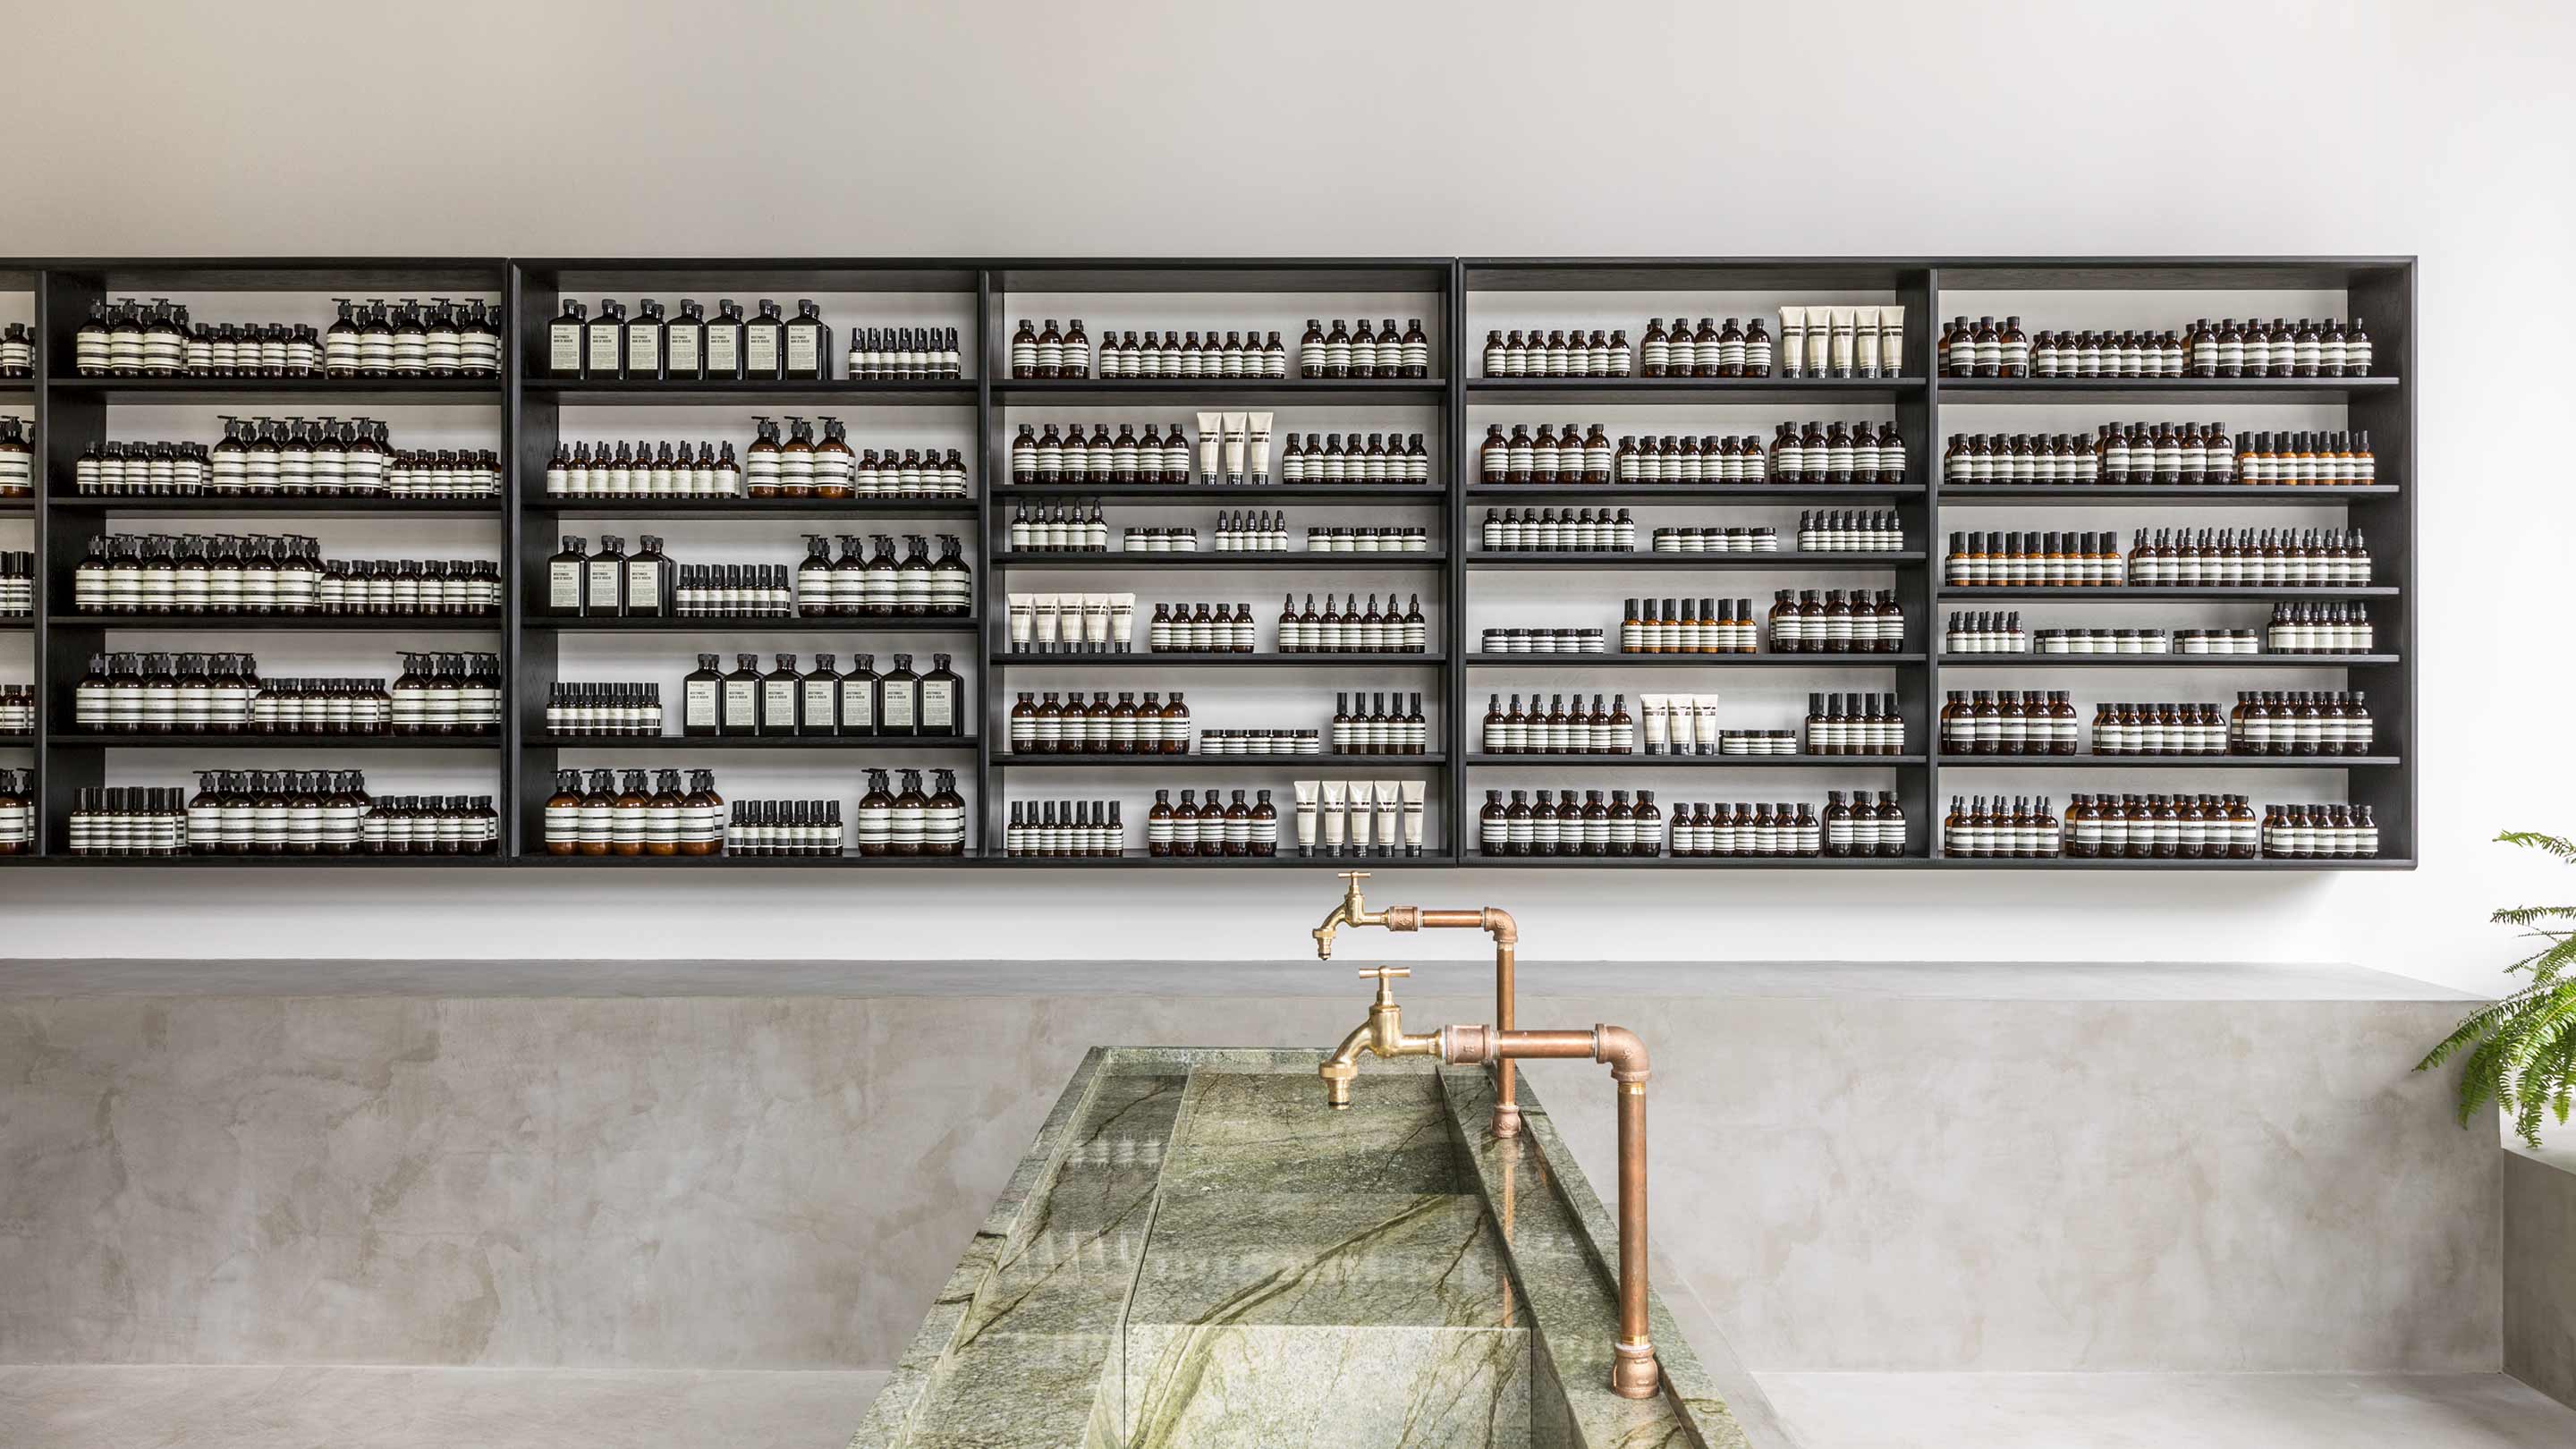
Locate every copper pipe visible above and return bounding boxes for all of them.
[1326,878,1526,1138]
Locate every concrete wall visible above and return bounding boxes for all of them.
[0,0,2570,996]
[0,962,2500,1374]
[2506,1144,2576,1408]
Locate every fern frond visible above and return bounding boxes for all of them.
[2496,831,2576,861]
[2492,905,2576,928]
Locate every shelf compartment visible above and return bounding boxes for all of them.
[1466,854,1925,869]
[993,379,1445,406]
[51,496,502,515]
[1937,486,2398,505]
[1466,377,1922,404]
[1466,753,1922,767]
[996,752,1443,768]
[49,377,500,406]
[1467,552,1919,571]
[51,733,500,750]
[1922,855,2412,871]
[992,653,1443,669]
[513,851,988,868]
[523,378,974,406]
[521,615,979,633]
[48,614,501,631]
[1933,754,2400,769]
[1002,485,1442,504]
[1937,377,2400,404]
[524,500,979,521]
[973,852,1442,869]
[534,734,978,750]
[1935,587,2398,600]
[1464,485,1923,504]
[1466,653,1923,668]
[25,853,503,868]
[994,553,1445,570]
[1937,653,2397,668]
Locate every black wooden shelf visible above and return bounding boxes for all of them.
[22,853,503,868]
[513,851,984,868]
[1468,853,1925,869]
[524,378,974,406]
[525,500,979,520]
[1922,855,2412,871]
[0,253,2417,867]
[1937,486,2399,505]
[1467,552,1920,570]
[1937,377,2399,403]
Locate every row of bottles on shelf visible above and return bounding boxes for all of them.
[545,534,973,617]
[1943,426,2375,487]
[71,652,500,733]
[546,421,968,500]
[1143,788,1283,855]
[1002,800,1124,856]
[1614,590,1911,654]
[1006,690,1432,756]
[75,419,499,499]
[1473,510,1902,555]
[540,767,969,856]
[1149,594,1429,654]
[1941,607,2375,656]
[1478,788,1910,859]
[65,775,500,856]
[676,652,962,737]
[996,509,1433,555]
[1479,422,1906,487]
[1942,793,2380,860]
[75,298,505,378]
[1009,421,1432,488]
[0,551,30,614]
[1480,307,1906,379]
[1936,316,2372,379]
[1007,318,1434,380]
[1936,690,2377,757]
[71,535,502,615]
[1942,530,2375,588]
[549,298,962,383]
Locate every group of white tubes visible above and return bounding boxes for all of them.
[1292,779,1426,857]
[1005,594,1136,653]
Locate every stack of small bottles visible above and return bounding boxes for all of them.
[70,536,502,615]
[1944,532,2124,586]
[545,684,665,737]
[1326,693,1430,753]
[1480,510,1638,552]
[1944,613,2028,653]
[2229,691,2377,755]
[1479,329,1635,378]
[544,535,974,618]
[1003,800,1126,856]
[1672,793,1911,858]
[1767,590,1910,652]
[1198,729,1323,756]
[1476,789,1667,856]
[681,652,963,737]
[1479,693,1638,755]
[0,686,32,733]
[1296,318,1433,378]
[1475,425,1908,487]
[1304,526,1429,553]
[1941,797,2071,858]
[2055,793,2265,860]
[1110,327,1301,378]
[1010,423,1189,484]
[2125,529,2373,587]
[1617,599,1758,654]
[2268,603,2376,653]
[0,416,28,496]
[1939,691,2081,756]
[850,328,965,381]
[1012,504,1110,551]
[1008,691,1192,753]
[76,419,499,499]
[2089,702,2231,756]
[1292,780,1422,857]
[1803,693,1908,754]
[724,799,846,856]
[0,325,31,378]
[1280,433,1432,484]
[0,769,29,852]
[2055,794,2268,860]
[74,297,506,377]
[1649,525,1775,554]
[67,772,497,855]
[1148,604,1259,652]
[1270,594,1429,653]
[0,553,31,614]
[543,421,965,501]
[1144,788,1282,856]
[1479,627,1608,655]
[1938,316,2372,379]
[549,298,898,382]
[1006,319,1100,377]
[2262,803,2381,859]
[1794,512,1905,552]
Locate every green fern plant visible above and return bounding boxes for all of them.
[2418,831,2576,1148]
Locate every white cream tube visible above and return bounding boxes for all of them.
[1081,593,1110,647]
[1346,782,1374,853]
[1853,306,1882,377]
[1294,780,1319,856]
[1641,693,1670,756]
[1374,781,1400,858]
[1248,411,1275,485]
[1693,695,1722,754]
[1401,780,1425,856]
[1320,781,1347,852]
[1196,412,1223,482]
[1779,306,1807,377]
[1878,305,1905,377]
[1222,412,1250,486]
[1830,308,1857,377]
[1110,593,1135,651]
[1031,592,1062,648]
[1008,593,1035,649]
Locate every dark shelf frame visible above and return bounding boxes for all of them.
[0,253,2414,869]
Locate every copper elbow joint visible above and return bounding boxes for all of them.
[1594,1024,1649,1083]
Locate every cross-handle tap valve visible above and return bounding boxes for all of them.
[1318,965,1441,1108]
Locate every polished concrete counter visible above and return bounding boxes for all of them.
[852,1047,1757,1449]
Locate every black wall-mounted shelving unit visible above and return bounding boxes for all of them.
[0,256,2416,869]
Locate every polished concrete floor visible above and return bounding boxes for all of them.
[8,1367,2574,1447]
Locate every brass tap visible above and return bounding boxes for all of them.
[1310,871,1389,960]
[1318,966,1442,1108]
[1309,871,1526,1138]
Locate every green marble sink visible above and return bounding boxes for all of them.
[850,1047,1752,1448]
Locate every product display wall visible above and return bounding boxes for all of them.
[0,256,2414,868]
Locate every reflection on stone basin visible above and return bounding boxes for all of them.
[850,1047,1750,1449]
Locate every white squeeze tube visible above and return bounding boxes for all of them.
[1031,592,1061,648]
[1081,593,1110,648]
[1400,780,1425,856]
[1831,308,1858,377]
[1110,593,1135,652]
[1779,306,1807,377]
[1008,593,1035,649]
[1345,782,1374,852]
[1222,412,1250,485]
[1295,780,1320,856]
[1320,781,1348,852]
[1693,695,1722,754]
[1247,412,1275,484]
[1879,305,1905,377]
[1641,693,1670,755]
[1853,306,1882,377]
[1374,781,1400,857]
[1197,412,1224,481]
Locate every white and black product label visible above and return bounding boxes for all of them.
[919,679,954,730]
[785,328,818,375]
[880,682,914,730]
[667,326,700,374]
[722,680,758,731]
[685,680,719,730]
[586,559,623,611]
[628,325,660,373]
[840,679,874,733]
[549,323,582,375]
[625,561,659,611]
[763,680,798,726]
[745,325,779,374]
[548,561,584,612]
[706,326,739,372]
[586,321,621,373]
[801,680,836,730]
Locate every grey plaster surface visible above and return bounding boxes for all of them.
[0,955,2481,1000]
[2504,1143,2576,1411]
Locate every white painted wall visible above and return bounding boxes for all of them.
[1,0,2570,993]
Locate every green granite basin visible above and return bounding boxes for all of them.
[849,1047,1750,1449]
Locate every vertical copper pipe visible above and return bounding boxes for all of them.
[1611,1078,1657,1397]
[1494,938,1518,1136]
